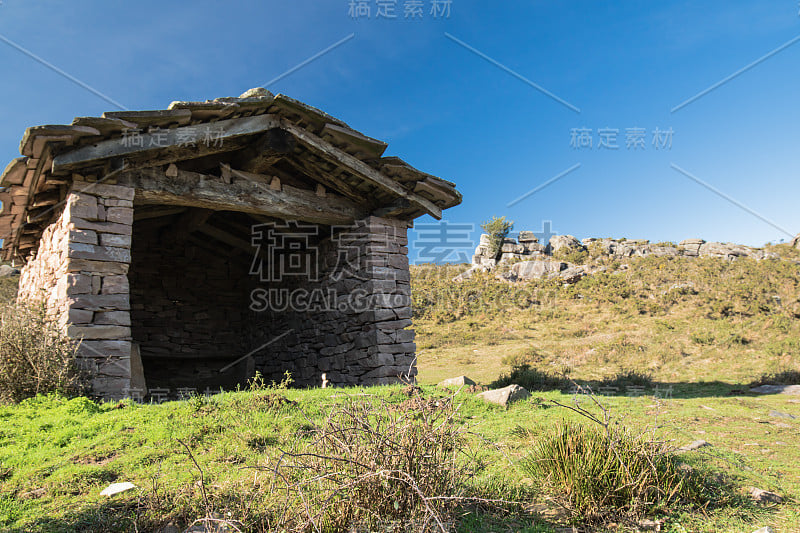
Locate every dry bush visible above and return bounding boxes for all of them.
[0,303,84,402]
[269,393,497,532]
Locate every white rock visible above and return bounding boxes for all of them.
[100,481,137,496]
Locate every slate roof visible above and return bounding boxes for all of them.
[0,89,461,262]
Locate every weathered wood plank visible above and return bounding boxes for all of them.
[118,167,363,226]
[102,109,192,128]
[52,114,283,174]
[0,157,28,187]
[19,125,101,157]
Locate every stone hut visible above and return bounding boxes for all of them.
[0,89,461,400]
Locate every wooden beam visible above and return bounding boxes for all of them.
[117,167,363,226]
[133,206,187,221]
[231,128,295,173]
[281,121,442,219]
[52,114,282,174]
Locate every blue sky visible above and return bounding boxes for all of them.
[1,1,798,262]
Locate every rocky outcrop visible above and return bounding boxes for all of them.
[470,232,780,271]
[458,230,785,284]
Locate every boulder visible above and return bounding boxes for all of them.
[752,528,775,533]
[0,265,19,277]
[522,242,545,253]
[650,246,680,257]
[791,234,800,249]
[548,235,584,254]
[501,242,524,254]
[750,384,800,395]
[511,260,567,280]
[478,384,530,407]
[518,231,539,243]
[438,376,476,388]
[558,266,584,284]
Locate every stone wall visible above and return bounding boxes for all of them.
[129,216,253,392]
[17,188,417,398]
[18,177,135,399]
[249,216,415,387]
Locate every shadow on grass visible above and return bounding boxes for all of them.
[2,500,140,533]
[489,365,788,399]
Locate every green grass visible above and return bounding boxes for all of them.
[2,252,800,531]
[0,386,798,532]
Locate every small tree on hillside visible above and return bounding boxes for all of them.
[481,216,514,261]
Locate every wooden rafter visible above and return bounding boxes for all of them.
[52,114,282,174]
[281,121,443,219]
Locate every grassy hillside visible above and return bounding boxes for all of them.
[413,248,800,387]
[1,249,800,532]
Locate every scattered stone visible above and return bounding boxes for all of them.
[100,481,136,496]
[748,487,783,504]
[768,410,796,420]
[438,376,476,388]
[750,384,800,395]
[478,384,530,407]
[238,87,271,98]
[751,528,775,533]
[679,440,711,452]
[638,518,665,531]
[0,265,19,277]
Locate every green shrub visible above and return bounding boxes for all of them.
[273,394,480,531]
[0,304,84,403]
[480,216,513,260]
[520,421,707,523]
[689,330,716,345]
[490,364,569,391]
[552,247,589,265]
[750,368,800,387]
[599,369,654,389]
